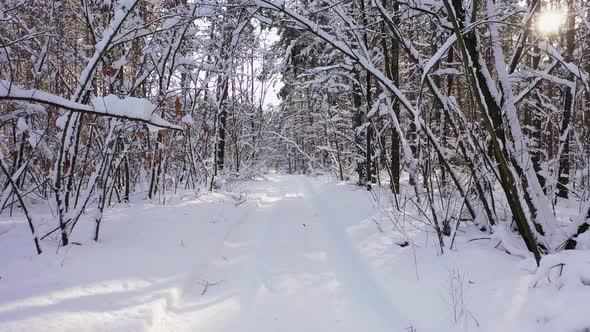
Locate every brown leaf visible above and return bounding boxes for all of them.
[63,159,70,174]
[175,97,183,116]
[102,67,117,77]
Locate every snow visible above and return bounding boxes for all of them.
[538,41,589,91]
[112,56,128,69]
[0,81,93,114]
[0,80,179,130]
[2,175,589,332]
[90,95,178,130]
[421,33,457,83]
[16,118,28,132]
[181,114,194,125]
[27,131,42,149]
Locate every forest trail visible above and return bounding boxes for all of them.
[0,175,407,332]
[148,174,407,332]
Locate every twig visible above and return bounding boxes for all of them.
[197,279,224,296]
[467,237,491,243]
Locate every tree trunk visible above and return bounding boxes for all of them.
[557,0,576,199]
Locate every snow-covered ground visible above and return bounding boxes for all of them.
[1,174,589,332]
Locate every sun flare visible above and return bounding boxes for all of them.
[536,9,565,35]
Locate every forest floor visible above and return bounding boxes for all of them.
[1,174,589,332]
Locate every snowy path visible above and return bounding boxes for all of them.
[148,175,407,332]
[0,175,408,332]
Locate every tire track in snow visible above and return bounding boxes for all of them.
[298,176,409,331]
[227,176,313,329]
[230,175,408,331]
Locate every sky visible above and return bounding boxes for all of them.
[259,26,284,108]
